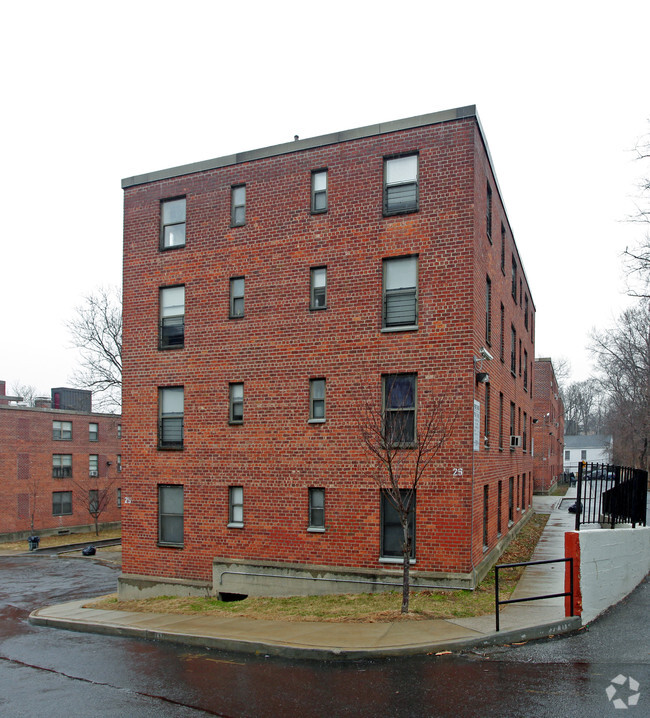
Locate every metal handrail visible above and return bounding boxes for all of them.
[494,557,574,631]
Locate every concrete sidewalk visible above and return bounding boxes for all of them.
[29,492,582,661]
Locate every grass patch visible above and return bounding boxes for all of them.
[0,528,121,553]
[551,482,569,497]
[87,513,549,622]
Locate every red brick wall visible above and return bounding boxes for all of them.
[122,115,535,585]
[0,406,122,536]
[533,359,565,492]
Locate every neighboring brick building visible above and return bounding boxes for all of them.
[120,105,536,599]
[0,381,122,540]
[532,359,565,493]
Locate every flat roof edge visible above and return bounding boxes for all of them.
[121,105,477,189]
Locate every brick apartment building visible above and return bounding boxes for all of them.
[532,358,565,493]
[120,105,536,599]
[0,381,122,540]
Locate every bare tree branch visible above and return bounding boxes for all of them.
[589,299,650,470]
[357,380,454,613]
[66,286,122,412]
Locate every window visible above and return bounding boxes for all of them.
[523,412,527,450]
[229,486,244,526]
[510,326,517,374]
[89,489,99,516]
[158,485,183,546]
[581,450,587,460]
[89,423,98,442]
[499,303,505,362]
[311,170,327,213]
[565,450,570,461]
[498,392,504,450]
[381,489,415,559]
[384,154,418,215]
[518,339,522,376]
[484,383,490,448]
[229,383,244,423]
[524,294,529,329]
[230,277,245,318]
[52,491,72,516]
[117,424,122,439]
[497,480,502,536]
[159,387,184,449]
[521,474,526,511]
[523,349,528,390]
[383,256,418,328]
[161,197,186,249]
[117,488,122,507]
[52,454,72,478]
[89,454,98,477]
[485,276,492,344]
[231,185,246,226]
[53,421,72,440]
[160,285,185,348]
[486,182,492,242]
[508,477,514,524]
[308,488,325,530]
[483,485,489,548]
[383,374,416,446]
[511,256,518,301]
[500,223,506,275]
[509,402,515,440]
[117,454,122,472]
[310,267,327,310]
[309,378,326,421]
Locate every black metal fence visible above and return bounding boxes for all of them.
[575,462,648,530]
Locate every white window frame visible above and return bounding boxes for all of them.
[160,285,185,349]
[383,154,418,216]
[231,185,246,226]
[228,486,244,527]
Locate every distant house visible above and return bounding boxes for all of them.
[563,435,613,474]
[0,380,122,541]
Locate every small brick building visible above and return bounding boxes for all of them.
[532,359,565,493]
[0,382,122,540]
[120,106,536,599]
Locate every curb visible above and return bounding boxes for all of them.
[28,607,582,661]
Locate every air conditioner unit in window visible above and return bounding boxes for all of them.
[510,435,522,448]
[89,470,99,477]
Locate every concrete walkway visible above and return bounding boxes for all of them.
[29,493,583,661]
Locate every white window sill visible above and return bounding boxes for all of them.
[381,325,418,334]
[307,418,326,424]
[307,527,325,533]
[227,522,244,529]
[378,557,416,565]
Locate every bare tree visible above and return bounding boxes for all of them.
[551,357,571,397]
[623,128,650,296]
[358,378,452,613]
[10,382,40,407]
[590,300,650,472]
[562,379,604,435]
[66,286,122,412]
[71,463,119,536]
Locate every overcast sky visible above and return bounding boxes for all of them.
[2,0,648,399]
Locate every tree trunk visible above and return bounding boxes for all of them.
[401,517,410,614]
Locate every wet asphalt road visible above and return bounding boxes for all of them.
[0,554,648,717]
